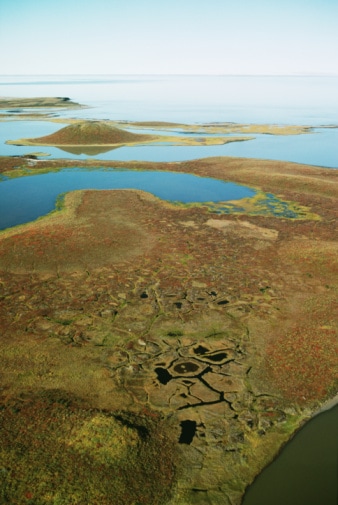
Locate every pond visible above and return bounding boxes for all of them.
[0,168,256,230]
[242,404,338,505]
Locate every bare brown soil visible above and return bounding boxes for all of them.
[0,155,337,504]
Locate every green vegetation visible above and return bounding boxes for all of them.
[0,391,176,505]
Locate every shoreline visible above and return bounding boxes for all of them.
[312,393,338,417]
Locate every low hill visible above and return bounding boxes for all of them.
[27,121,154,145]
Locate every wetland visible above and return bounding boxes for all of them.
[0,87,337,505]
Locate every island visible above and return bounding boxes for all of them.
[6,119,254,151]
[0,102,337,505]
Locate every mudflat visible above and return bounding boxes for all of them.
[0,151,337,504]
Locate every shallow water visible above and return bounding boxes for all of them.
[1,121,337,167]
[1,75,337,167]
[1,75,338,124]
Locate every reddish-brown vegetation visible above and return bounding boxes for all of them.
[0,155,337,504]
[265,325,338,402]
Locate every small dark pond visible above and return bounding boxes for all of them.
[242,404,338,505]
[179,420,197,444]
[173,362,200,374]
[0,168,255,230]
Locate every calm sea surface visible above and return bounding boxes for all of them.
[0,75,338,167]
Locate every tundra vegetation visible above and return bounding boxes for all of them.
[0,104,337,505]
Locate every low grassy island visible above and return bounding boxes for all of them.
[116,120,313,135]
[6,119,254,150]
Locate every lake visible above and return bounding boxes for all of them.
[0,168,255,230]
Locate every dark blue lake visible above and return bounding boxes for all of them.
[0,168,255,230]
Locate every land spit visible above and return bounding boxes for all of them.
[0,154,337,504]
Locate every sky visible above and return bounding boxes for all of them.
[0,0,337,75]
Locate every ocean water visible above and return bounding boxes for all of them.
[0,74,338,167]
[1,74,338,124]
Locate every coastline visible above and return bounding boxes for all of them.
[0,97,337,505]
[312,393,338,416]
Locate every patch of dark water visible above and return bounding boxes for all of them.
[173,362,200,374]
[194,345,209,355]
[179,420,197,444]
[202,352,228,362]
[242,404,338,505]
[155,367,173,385]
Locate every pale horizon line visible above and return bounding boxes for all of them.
[1,72,338,78]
